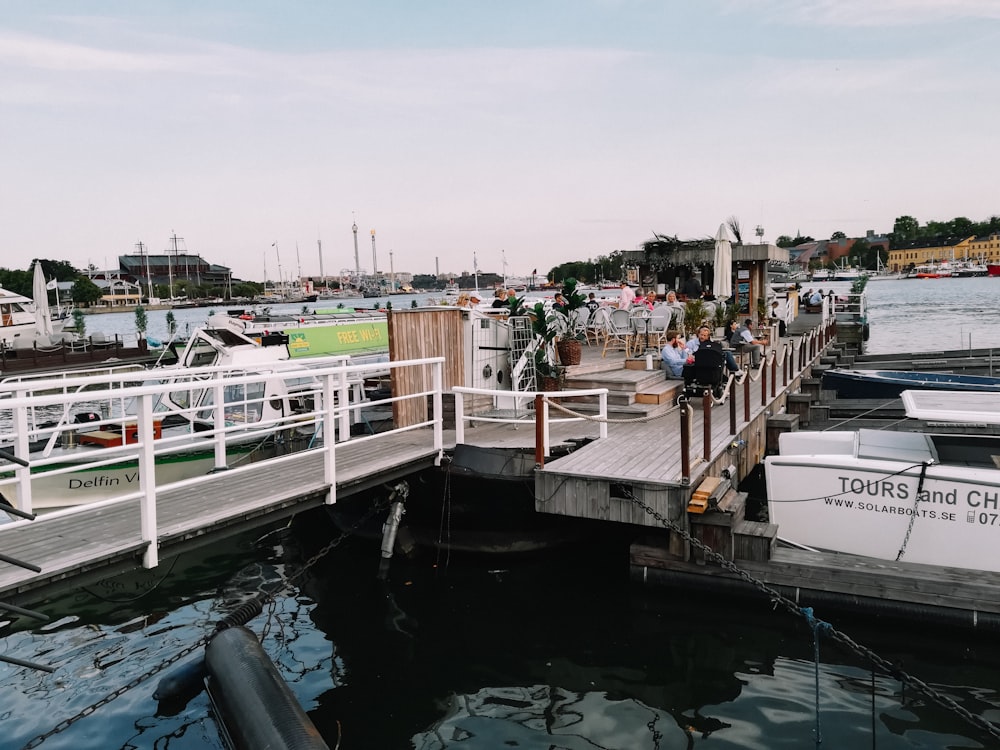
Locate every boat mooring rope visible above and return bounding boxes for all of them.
[622,487,1000,746]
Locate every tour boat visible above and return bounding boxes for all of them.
[0,327,368,512]
[764,390,1000,572]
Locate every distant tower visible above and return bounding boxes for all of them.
[352,220,360,280]
[755,225,765,244]
[435,256,439,277]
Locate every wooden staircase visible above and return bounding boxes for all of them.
[560,358,683,420]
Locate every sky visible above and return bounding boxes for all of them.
[2,1,998,284]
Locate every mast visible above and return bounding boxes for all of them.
[295,241,302,289]
[352,219,360,289]
[136,240,153,300]
[272,242,283,296]
[168,231,181,300]
[370,229,378,291]
[317,237,325,288]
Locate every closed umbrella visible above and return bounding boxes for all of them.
[713,223,733,301]
[32,261,54,337]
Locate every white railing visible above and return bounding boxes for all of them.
[0,356,445,568]
[452,385,609,457]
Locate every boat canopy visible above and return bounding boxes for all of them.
[901,390,1000,426]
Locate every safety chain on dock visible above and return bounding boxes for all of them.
[18,499,389,750]
[623,488,1000,744]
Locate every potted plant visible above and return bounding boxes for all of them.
[529,301,563,390]
[549,278,587,366]
[682,299,708,334]
[134,304,148,351]
[712,301,730,338]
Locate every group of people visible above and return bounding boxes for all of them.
[660,320,767,381]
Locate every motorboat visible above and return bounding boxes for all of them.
[764,390,1000,572]
[822,368,1000,399]
[0,286,68,349]
[0,327,368,512]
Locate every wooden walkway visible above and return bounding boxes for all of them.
[0,430,442,602]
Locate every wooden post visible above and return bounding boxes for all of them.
[761,361,767,406]
[782,347,789,387]
[534,394,545,468]
[729,378,737,434]
[771,355,777,398]
[703,390,712,459]
[743,373,750,421]
[679,401,691,485]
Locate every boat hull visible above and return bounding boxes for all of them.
[822,369,1000,399]
[765,454,1000,572]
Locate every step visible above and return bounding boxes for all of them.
[564,368,666,393]
[635,379,683,405]
[734,520,777,562]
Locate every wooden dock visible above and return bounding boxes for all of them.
[0,430,442,603]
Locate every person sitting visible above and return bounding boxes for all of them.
[635,291,656,311]
[552,292,567,312]
[660,329,691,378]
[491,288,508,308]
[700,287,717,302]
[809,289,823,307]
[730,319,764,368]
[687,325,743,380]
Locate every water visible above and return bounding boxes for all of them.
[804,276,1000,356]
[2,509,998,749]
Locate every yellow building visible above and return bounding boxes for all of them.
[887,236,973,270]
[968,232,1000,264]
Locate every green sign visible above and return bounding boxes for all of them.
[286,322,388,358]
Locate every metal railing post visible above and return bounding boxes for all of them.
[599,391,608,439]
[337,368,351,442]
[323,372,337,504]
[137,393,158,568]
[454,389,465,446]
[771,355,777,398]
[432,361,443,462]
[13,387,32,515]
[212,381,227,469]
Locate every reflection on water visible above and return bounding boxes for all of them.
[2,507,1000,749]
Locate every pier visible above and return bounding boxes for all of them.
[4,298,992,628]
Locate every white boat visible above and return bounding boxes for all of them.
[0,326,368,512]
[444,280,460,298]
[764,390,1000,572]
[0,285,68,350]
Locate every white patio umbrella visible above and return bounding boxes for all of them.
[32,261,54,337]
[713,223,733,301]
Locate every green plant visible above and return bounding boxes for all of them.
[134,305,147,340]
[755,296,767,321]
[712,301,729,329]
[548,278,587,340]
[683,299,708,332]
[165,310,177,336]
[411,299,418,308]
[72,308,86,338]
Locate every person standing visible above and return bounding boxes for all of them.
[618,281,635,309]
[585,292,600,315]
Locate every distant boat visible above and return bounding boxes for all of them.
[822,368,1000,399]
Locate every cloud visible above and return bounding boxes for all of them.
[719,0,1000,26]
